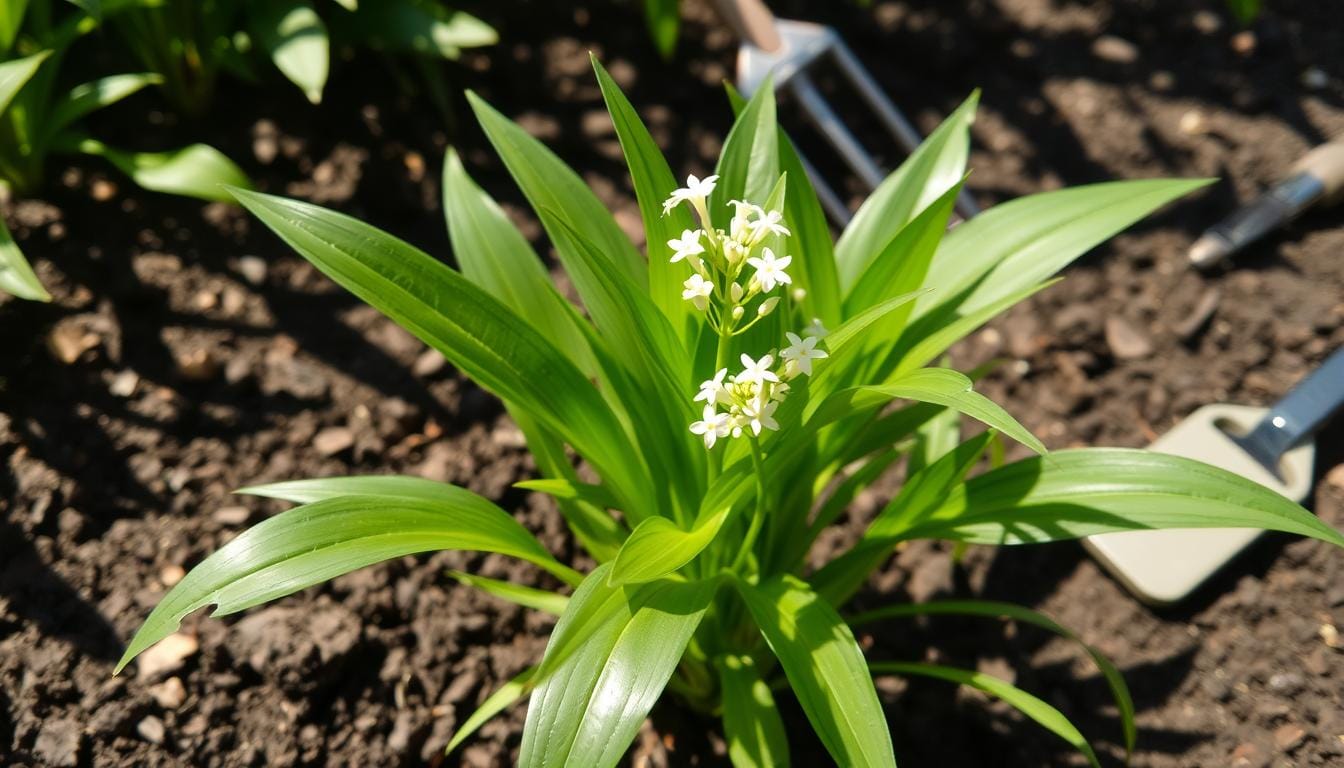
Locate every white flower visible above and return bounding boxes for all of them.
[747,247,793,293]
[737,353,779,386]
[689,405,730,449]
[748,206,791,239]
[780,331,828,377]
[681,273,713,311]
[742,397,780,436]
[804,317,828,338]
[667,229,705,264]
[663,174,718,216]
[694,368,730,406]
[728,199,753,240]
[723,238,746,267]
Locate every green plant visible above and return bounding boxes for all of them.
[116,60,1344,766]
[0,0,249,302]
[112,0,496,117]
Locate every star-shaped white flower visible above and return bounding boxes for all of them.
[689,405,731,449]
[694,368,730,406]
[742,397,780,436]
[681,273,713,311]
[780,331,828,377]
[748,206,791,239]
[736,353,779,386]
[804,317,828,338]
[727,199,753,241]
[662,174,719,216]
[747,247,793,293]
[667,229,705,264]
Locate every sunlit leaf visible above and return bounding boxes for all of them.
[717,654,790,768]
[251,0,329,104]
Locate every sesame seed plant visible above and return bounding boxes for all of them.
[116,59,1344,766]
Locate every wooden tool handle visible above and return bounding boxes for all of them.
[710,0,783,52]
[1292,139,1344,205]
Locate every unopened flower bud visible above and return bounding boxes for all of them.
[730,282,745,302]
[758,296,780,316]
[791,287,807,302]
[731,306,745,320]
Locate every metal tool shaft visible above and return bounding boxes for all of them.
[1228,347,1344,478]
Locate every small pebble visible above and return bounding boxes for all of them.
[1321,622,1341,649]
[160,564,186,587]
[90,179,117,201]
[1274,723,1306,752]
[313,426,355,456]
[1105,316,1154,360]
[149,676,187,709]
[413,349,448,377]
[1175,288,1221,341]
[214,505,251,525]
[1179,110,1208,135]
[1231,30,1257,55]
[1092,35,1138,64]
[136,632,199,680]
[137,715,166,745]
[110,370,140,397]
[237,256,268,286]
[176,349,220,381]
[47,324,99,364]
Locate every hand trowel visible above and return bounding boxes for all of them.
[1085,346,1344,605]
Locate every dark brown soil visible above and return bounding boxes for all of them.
[4,0,1344,766]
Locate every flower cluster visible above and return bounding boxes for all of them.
[663,173,830,450]
[662,175,795,330]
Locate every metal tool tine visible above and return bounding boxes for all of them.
[787,70,885,189]
[795,146,853,226]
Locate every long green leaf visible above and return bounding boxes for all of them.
[230,189,653,517]
[888,280,1056,379]
[913,178,1211,322]
[441,148,594,375]
[835,91,977,292]
[72,138,250,201]
[239,474,468,504]
[871,662,1100,768]
[642,0,678,58]
[592,55,695,342]
[467,90,644,286]
[450,570,569,615]
[850,599,1136,756]
[117,493,572,673]
[251,0,329,104]
[446,666,535,754]
[899,448,1344,547]
[48,73,161,136]
[0,217,48,301]
[735,574,896,767]
[521,564,715,767]
[0,0,30,53]
[711,78,778,227]
[716,654,790,768]
[339,0,496,58]
[0,49,47,115]
[813,369,1045,455]
[609,509,729,586]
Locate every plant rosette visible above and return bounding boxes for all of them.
[115,59,1344,767]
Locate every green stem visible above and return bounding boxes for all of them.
[730,438,768,574]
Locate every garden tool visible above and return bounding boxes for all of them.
[1086,346,1344,605]
[1189,137,1344,269]
[710,0,980,225]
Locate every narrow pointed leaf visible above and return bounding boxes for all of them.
[0,218,49,301]
[450,571,569,615]
[72,138,250,201]
[251,0,329,104]
[609,509,729,585]
[239,474,468,504]
[592,56,694,340]
[0,50,47,115]
[514,478,621,511]
[851,599,1135,756]
[339,1,496,58]
[521,564,715,767]
[446,666,536,754]
[229,189,652,517]
[712,79,778,226]
[898,448,1344,547]
[835,91,977,292]
[716,654,790,768]
[48,73,161,135]
[642,0,678,58]
[735,574,896,767]
[871,662,1100,768]
[889,280,1056,378]
[117,492,572,673]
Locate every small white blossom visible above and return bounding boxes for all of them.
[681,273,713,310]
[748,206,791,239]
[689,405,731,449]
[742,397,780,436]
[728,199,753,241]
[729,282,745,302]
[780,331,828,377]
[804,317,828,338]
[694,368,730,406]
[747,247,793,293]
[737,353,779,386]
[663,174,718,216]
[723,238,746,267]
[667,229,705,264]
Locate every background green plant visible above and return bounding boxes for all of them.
[115,59,1344,766]
[0,0,249,302]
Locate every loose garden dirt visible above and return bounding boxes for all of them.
[3,0,1343,765]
